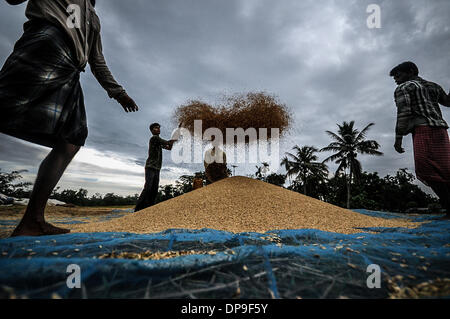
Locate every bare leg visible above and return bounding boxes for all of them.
[428,182,450,219]
[10,141,80,237]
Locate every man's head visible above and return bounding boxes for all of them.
[150,123,161,135]
[390,61,419,85]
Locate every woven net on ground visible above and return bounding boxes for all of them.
[0,210,449,299]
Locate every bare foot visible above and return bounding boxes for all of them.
[44,222,71,235]
[10,220,70,237]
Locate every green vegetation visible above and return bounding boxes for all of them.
[0,121,440,212]
[0,169,32,198]
[281,145,328,196]
[321,121,383,208]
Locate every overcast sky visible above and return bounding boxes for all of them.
[1,0,449,196]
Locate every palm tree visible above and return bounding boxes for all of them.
[255,162,270,180]
[281,145,328,196]
[321,121,383,209]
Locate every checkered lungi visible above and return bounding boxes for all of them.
[412,126,450,185]
[0,20,87,148]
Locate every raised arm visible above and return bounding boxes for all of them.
[89,32,138,112]
[162,140,177,151]
[438,88,450,107]
[5,0,27,5]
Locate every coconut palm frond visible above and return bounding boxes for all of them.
[325,130,345,144]
[322,121,382,208]
[356,140,383,156]
[281,145,329,195]
[322,150,346,163]
[355,122,375,143]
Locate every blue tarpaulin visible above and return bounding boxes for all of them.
[0,209,449,299]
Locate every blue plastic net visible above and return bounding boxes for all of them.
[0,209,449,299]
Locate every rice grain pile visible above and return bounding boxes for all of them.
[174,92,292,142]
[73,177,417,235]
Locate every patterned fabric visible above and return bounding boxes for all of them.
[412,126,450,185]
[25,0,98,68]
[24,0,125,98]
[394,76,449,137]
[0,20,87,148]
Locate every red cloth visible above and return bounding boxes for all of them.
[412,126,450,185]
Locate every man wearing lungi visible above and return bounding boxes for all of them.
[1,0,139,236]
[134,123,176,212]
[390,61,450,218]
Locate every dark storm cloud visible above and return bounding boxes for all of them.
[0,135,48,169]
[1,0,449,195]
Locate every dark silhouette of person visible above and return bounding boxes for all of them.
[1,0,139,236]
[390,61,450,218]
[134,123,176,212]
[204,146,228,184]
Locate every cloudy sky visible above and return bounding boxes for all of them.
[1,0,449,196]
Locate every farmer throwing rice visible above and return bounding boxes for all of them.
[390,61,450,218]
[204,146,229,184]
[134,123,177,212]
[1,0,139,236]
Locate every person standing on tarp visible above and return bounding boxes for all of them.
[134,123,176,212]
[390,61,450,219]
[1,0,139,236]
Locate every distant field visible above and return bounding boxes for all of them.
[0,205,134,215]
[0,205,134,238]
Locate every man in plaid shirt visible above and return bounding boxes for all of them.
[1,0,139,236]
[390,61,450,218]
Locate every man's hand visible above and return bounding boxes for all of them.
[6,0,27,5]
[394,137,405,154]
[163,140,177,151]
[171,127,183,141]
[115,92,139,113]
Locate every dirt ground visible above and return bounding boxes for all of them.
[0,205,134,238]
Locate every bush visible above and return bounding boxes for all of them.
[0,169,32,198]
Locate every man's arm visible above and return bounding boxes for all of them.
[162,140,177,150]
[393,86,413,153]
[89,32,138,112]
[153,135,176,150]
[438,87,450,107]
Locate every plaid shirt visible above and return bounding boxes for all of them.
[24,0,125,99]
[394,76,449,137]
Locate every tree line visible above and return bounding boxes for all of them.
[0,121,440,212]
[258,121,438,212]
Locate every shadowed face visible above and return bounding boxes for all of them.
[151,126,161,135]
[392,71,414,85]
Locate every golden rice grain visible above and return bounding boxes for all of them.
[174,92,292,142]
[72,177,418,235]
